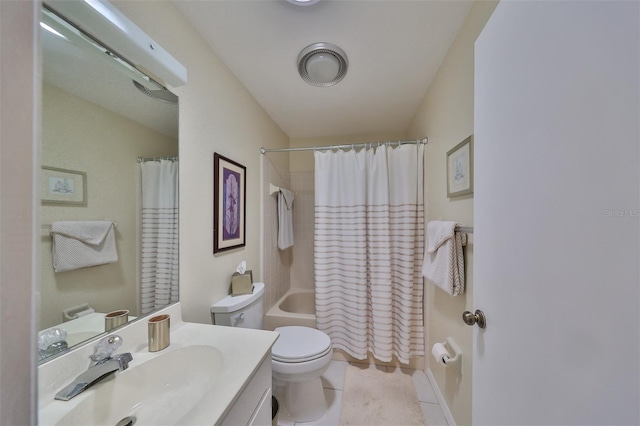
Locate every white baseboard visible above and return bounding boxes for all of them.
[426,367,456,426]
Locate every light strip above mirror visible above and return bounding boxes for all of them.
[43,0,187,88]
[41,6,165,92]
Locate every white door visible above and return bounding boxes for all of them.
[473,2,639,425]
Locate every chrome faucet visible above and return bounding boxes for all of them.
[54,335,133,401]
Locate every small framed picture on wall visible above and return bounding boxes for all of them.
[447,135,474,198]
[41,166,87,206]
[213,153,246,253]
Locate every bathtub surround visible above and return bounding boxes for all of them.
[290,172,315,291]
[314,144,425,364]
[262,156,293,311]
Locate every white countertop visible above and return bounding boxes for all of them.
[38,303,279,425]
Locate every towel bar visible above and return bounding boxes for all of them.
[42,220,117,229]
[455,226,473,233]
[269,183,280,195]
[269,184,293,196]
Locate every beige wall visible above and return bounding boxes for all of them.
[112,1,290,325]
[0,1,38,424]
[40,83,177,328]
[407,2,498,425]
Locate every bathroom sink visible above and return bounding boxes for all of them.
[40,345,223,426]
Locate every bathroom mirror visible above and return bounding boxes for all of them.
[39,5,179,362]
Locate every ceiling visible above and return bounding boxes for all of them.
[173,0,473,139]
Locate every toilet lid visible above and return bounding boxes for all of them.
[272,326,331,363]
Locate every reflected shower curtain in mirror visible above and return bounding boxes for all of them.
[140,159,179,315]
[314,144,425,364]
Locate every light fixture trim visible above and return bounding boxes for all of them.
[297,42,348,87]
[286,0,321,6]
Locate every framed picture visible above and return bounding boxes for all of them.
[213,153,246,253]
[41,166,87,206]
[447,135,474,197]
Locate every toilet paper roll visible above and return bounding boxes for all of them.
[431,342,451,366]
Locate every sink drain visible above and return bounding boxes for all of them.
[116,416,136,426]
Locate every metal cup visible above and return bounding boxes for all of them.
[148,314,170,352]
[104,310,129,331]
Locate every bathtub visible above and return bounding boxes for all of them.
[264,288,316,330]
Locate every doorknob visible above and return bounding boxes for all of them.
[462,310,487,329]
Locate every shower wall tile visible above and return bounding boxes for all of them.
[291,171,315,290]
[262,156,291,312]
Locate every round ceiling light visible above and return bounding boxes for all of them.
[286,0,321,6]
[297,42,348,87]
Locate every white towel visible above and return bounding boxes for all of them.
[277,188,295,250]
[51,221,118,272]
[421,220,467,296]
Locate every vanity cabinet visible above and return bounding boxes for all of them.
[220,353,272,426]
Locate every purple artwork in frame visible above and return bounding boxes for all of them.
[214,153,246,253]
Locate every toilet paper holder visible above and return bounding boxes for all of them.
[440,337,462,365]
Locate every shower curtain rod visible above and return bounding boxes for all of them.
[137,156,178,163]
[260,138,428,154]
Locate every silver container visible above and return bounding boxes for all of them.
[148,314,170,352]
[104,310,129,331]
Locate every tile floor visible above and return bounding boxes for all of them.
[276,360,449,426]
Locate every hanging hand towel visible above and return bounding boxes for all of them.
[422,220,467,296]
[277,188,295,250]
[51,221,118,272]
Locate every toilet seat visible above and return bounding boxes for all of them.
[273,326,332,363]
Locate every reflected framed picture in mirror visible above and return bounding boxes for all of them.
[41,166,87,206]
[213,153,246,253]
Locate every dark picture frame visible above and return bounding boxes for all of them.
[213,153,246,253]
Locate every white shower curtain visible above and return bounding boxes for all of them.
[314,144,425,364]
[140,159,179,315]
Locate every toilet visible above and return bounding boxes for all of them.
[211,283,332,423]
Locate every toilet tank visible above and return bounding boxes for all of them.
[210,282,264,329]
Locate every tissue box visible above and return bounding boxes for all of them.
[231,270,253,296]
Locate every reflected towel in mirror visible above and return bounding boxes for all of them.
[51,221,118,272]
